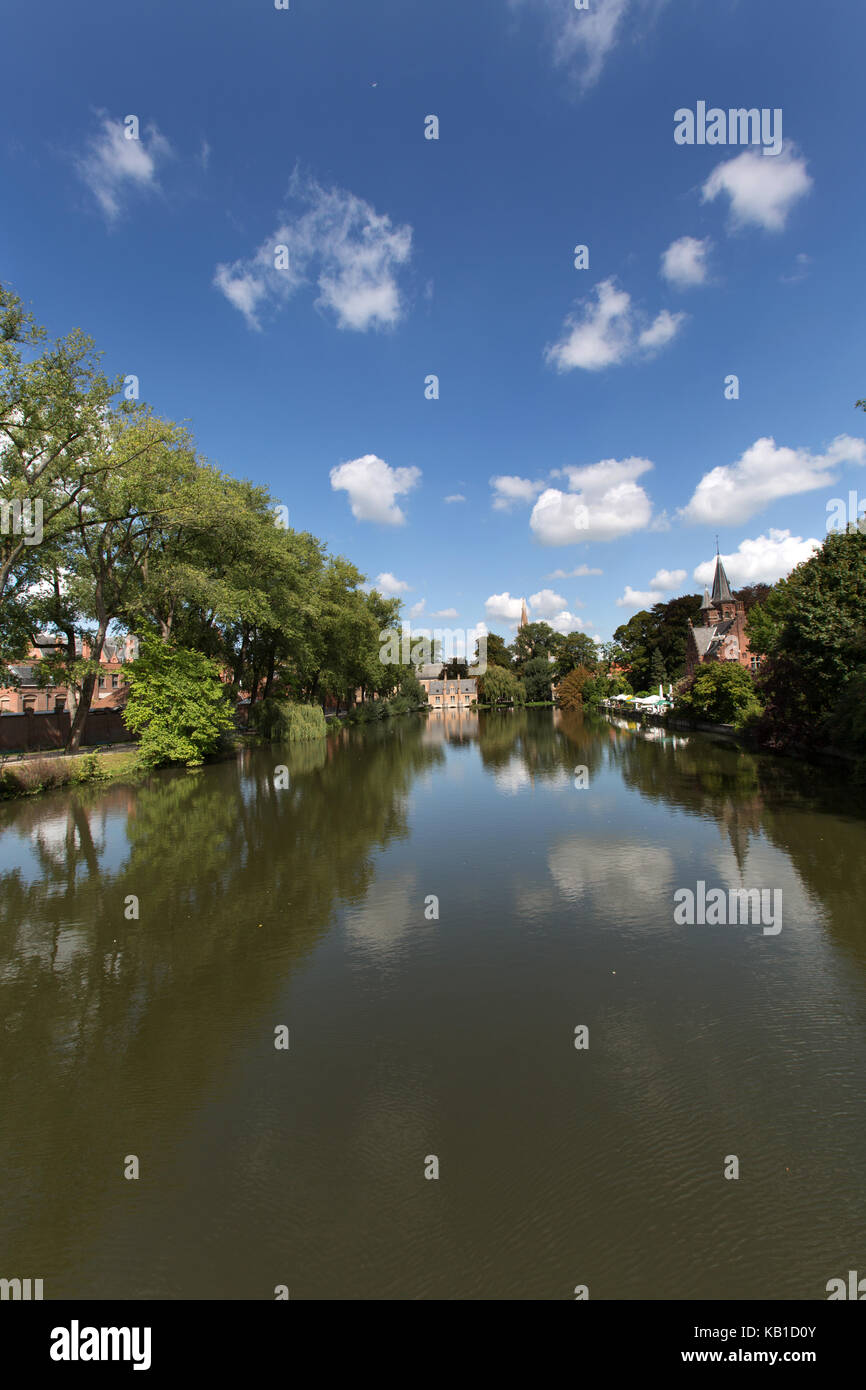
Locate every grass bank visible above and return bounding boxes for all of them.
[0,749,144,800]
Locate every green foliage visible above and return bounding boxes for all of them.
[511,621,561,666]
[123,639,236,766]
[251,698,326,743]
[748,530,866,749]
[554,631,599,681]
[521,655,555,703]
[478,665,525,706]
[675,662,764,730]
[480,632,512,669]
[614,594,703,689]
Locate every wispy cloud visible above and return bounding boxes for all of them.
[513,0,663,91]
[76,112,173,222]
[214,171,413,331]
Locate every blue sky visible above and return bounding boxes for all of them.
[3,0,865,642]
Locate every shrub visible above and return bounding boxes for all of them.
[123,639,236,767]
[675,662,763,730]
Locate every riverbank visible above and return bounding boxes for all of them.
[0,748,143,799]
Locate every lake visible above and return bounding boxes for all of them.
[1,708,864,1299]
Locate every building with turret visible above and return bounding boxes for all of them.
[685,554,758,678]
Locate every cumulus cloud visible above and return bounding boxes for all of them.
[490,475,545,510]
[547,564,603,578]
[373,572,411,596]
[680,435,866,525]
[649,568,686,590]
[616,585,664,610]
[214,171,412,331]
[444,493,466,504]
[615,567,686,610]
[76,112,173,222]
[693,530,821,587]
[546,278,685,372]
[408,599,426,619]
[485,592,525,624]
[528,588,567,618]
[547,610,589,634]
[660,235,711,288]
[530,456,655,545]
[702,146,812,232]
[431,607,458,618]
[330,454,420,525]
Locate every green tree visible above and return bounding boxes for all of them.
[554,630,598,680]
[511,621,561,667]
[123,639,236,766]
[675,662,763,730]
[747,530,866,747]
[478,665,525,706]
[522,656,555,702]
[650,648,668,687]
[480,632,512,669]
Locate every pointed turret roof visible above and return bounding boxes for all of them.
[710,555,733,605]
[519,597,529,629]
[700,586,711,611]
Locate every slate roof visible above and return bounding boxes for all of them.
[711,556,734,605]
[426,679,476,694]
[690,618,736,660]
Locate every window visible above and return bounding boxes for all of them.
[98,676,105,688]
[23,698,36,713]
[111,674,119,688]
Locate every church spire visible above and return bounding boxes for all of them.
[519,597,529,629]
[700,586,711,612]
[711,554,733,606]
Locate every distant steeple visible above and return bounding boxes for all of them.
[700,586,712,612]
[519,597,529,629]
[710,554,734,606]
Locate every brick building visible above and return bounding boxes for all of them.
[415,663,477,711]
[0,632,138,716]
[685,556,758,678]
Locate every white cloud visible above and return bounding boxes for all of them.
[649,568,686,590]
[76,113,172,222]
[637,309,686,351]
[547,564,603,578]
[490,475,545,510]
[374,572,411,597]
[330,454,421,526]
[444,493,466,504]
[485,592,525,623]
[547,610,589,634]
[616,585,664,609]
[408,599,426,619]
[702,146,812,232]
[514,0,660,91]
[616,566,686,610]
[431,607,458,618]
[198,139,211,171]
[529,588,567,618]
[660,236,711,289]
[681,435,866,525]
[546,278,685,372]
[214,172,412,331]
[693,530,821,588]
[530,456,655,544]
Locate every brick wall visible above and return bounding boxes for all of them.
[0,710,136,753]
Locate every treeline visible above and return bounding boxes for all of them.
[0,284,423,755]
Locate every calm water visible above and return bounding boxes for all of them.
[1,709,865,1300]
